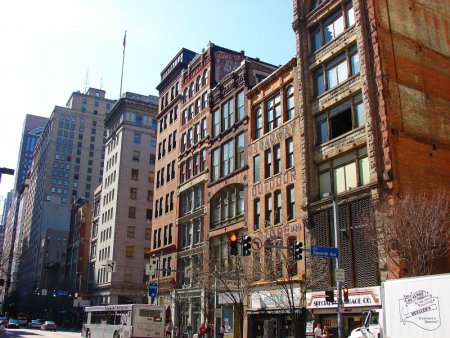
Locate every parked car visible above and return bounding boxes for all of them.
[27,319,44,329]
[18,316,28,326]
[41,320,57,331]
[7,319,20,329]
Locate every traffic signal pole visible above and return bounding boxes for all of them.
[333,197,344,338]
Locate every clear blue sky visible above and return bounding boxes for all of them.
[0,0,295,199]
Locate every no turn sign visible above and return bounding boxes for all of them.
[251,237,263,252]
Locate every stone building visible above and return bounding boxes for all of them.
[90,92,158,305]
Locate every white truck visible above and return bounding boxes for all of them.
[348,273,450,338]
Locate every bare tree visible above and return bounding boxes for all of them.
[366,190,450,278]
[251,228,313,338]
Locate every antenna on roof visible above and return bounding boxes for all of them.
[99,74,103,89]
[83,68,90,93]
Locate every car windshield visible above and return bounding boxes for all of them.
[46,321,55,324]
[9,319,19,323]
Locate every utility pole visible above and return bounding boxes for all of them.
[332,197,344,338]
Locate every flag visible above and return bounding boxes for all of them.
[123,30,127,49]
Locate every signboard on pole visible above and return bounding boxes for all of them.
[335,268,345,282]
[310,246,339,258]
[148,283,158,297]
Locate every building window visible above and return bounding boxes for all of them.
[254,107,263,139]
[134,133,141,144]
[130,188,137,200]
[128,207,136,219]
[316,93,364,145]
[222,138,235,176]
[253,155,260,183]
[264,149,272,178]
[310,1,355,52]
[285,85,295,120]
[254,198,261,231]
[237,90,245,121]
[210,184,245,228]
[318,147,369,198]
[273,144,281,175]
[213,110,220,138]
[274,190,282,224]
[222,97,235,132]
[236,133,245,169]
[314,45,360,96]
[127,226,135,238]
[286,137,294,169]
[265,194,272,226]
[287,185,296,220]
[126,246,134,258]
[265,94,281,132]
[145,228,151,240]
[132,151,140,162]
[131,169,138,180]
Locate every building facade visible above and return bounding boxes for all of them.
[90,92,158,305]
[292,0,450,336]
[245,58,304,337]
[17,88,115,308]
[152,43,278,336]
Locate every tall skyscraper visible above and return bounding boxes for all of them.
[17,88,115,301]
[13,114,49,193]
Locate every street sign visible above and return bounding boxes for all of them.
[335,268,345,282]
[42,289,48,296]
[251,237,263,252]
[148,283,158,297]
[57,290,69,297]
[310,246,339,258]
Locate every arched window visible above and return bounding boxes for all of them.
[210,184,245,229]
[189,82,194,98]
[196,76,202,91]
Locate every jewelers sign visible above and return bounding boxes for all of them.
[306,286,381,309]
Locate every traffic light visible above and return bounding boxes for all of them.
[325,290,334,303]
[53,290,57,298]
[343,286,349,302]
[242,235,252,256]
[34,288,41,296]
[229,233,238,256]
[292,241,303,261]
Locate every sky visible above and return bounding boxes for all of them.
[0,0,296,200]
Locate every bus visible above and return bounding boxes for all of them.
[81,304,165,338]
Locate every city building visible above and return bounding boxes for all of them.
[16,88,115,309]
[208,57,278,337]
[245,57,302,337]
[13,115,48,193]
[150,48,196,324]
[90,92,158,305]
[151,42,278,336]
[292,0,450,336]
[65,198,92,297]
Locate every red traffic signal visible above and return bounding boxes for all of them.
[343,286,349,302]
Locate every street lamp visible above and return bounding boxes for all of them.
[0,167,14,184]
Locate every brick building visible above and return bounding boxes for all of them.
[292,0,450,336]
[152,43,277,335]
[245,57,303,337]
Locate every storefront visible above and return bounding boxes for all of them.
[247,287,302,338]
[306,286,381,337]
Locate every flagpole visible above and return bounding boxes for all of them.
[120,30,127,97]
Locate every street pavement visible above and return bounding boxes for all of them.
[1,328,81,337]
